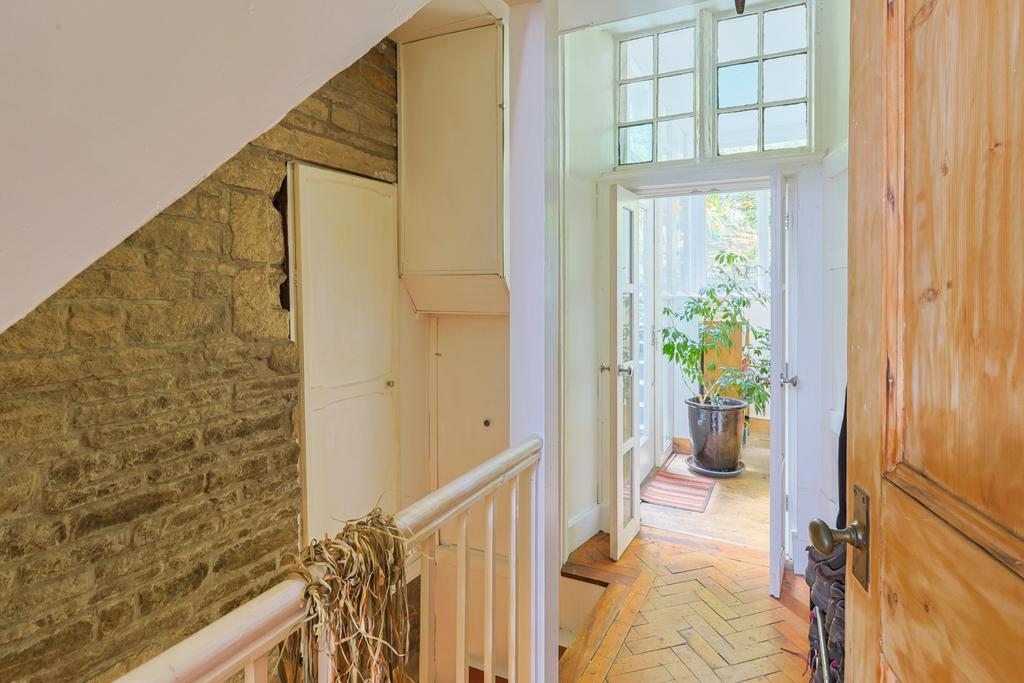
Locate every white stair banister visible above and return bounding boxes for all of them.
[114,436,542,683]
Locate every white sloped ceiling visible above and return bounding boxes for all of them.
[0,0,429,333]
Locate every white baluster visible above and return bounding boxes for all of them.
[243,654,268,683]
[484,495,495,683]
[318,630,333,683]
[507,476,519,683]
[419,536,436,683]
[524,463,539,683]
[456,512,469,683]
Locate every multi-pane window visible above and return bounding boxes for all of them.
[617,26,697,165]
[715,3,809,155]
[616,2,810,165]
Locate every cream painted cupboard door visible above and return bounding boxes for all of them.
[610,185,641,561]
[847,2,1024,680]
[292,163,398,543]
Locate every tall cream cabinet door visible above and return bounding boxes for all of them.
[292,163,399,543]
[399,22,504,277]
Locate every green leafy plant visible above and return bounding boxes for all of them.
[661,252,770,410]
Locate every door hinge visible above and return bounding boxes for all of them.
[784,494,790,511]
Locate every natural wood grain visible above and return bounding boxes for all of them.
[560,531,808,682]
[642,435,770,551]
[850,0,1024,680]
[559,583,631,681]
[902,0,1024,534]
[847,0,890,679]
[879,486,1024,680]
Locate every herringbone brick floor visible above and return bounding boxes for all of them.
[560,528,810,682]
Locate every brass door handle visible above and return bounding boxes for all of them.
[809,518,867,554]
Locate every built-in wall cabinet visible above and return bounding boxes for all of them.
[399,22,509,314]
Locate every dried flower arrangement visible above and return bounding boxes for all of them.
[278,508,411,683]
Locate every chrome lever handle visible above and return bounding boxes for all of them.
[617,364,633,376]
[780,372,798,387]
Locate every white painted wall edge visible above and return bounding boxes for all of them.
[0,0,429,334]
[822,140,850,178]
[566,503,602,553]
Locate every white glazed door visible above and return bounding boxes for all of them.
[611,185,641,560]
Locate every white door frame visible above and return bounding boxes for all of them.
[618,175,787,594]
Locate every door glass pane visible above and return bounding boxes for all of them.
[717,62,759,108]
[622,375,633,441]
[622,448,634,524]
[638,207,648,440]
[658,27,694,72]
[620,36,654,79]
[717,14,758,62]
[763,4,807,55]
[763,54,807,103]
[657,117,695,161]
[619,124,654,164]
[621,293,633,363]
[764,102,808,150]
[619,207,634,286]
[718,109,759,155]
[658,73,694,116]
[620,80,654,122]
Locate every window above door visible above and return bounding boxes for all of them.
[615,1,811,167]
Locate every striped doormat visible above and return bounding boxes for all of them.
[640,454,715,513]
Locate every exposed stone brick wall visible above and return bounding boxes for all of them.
[0,41,397,683]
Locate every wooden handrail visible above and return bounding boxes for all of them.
[115,436,543,683]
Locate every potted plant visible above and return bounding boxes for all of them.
[661,252,770,474]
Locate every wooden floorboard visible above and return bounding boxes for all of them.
[560,529,809,682]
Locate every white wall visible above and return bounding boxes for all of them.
[561,28,616,555]
[0,0,428,334]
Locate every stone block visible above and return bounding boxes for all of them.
[229,191,284,263]
[330,105,360,132]
[56,268,193,301]
[0,391,67,448]
[295,95,329,120]
[0,304,65,355]
[232,267,289,340]
[125,301,227,343]
[127,215,225,254]
[361,62,397,98]
[137,563,209,617]
[73,371,177,403]
[0,469,38,515]
[194,273,233,298]
[68,302,125,349]
[250,126,396,183]
[204,411,284,446]
[268,344,299,374]
[0,518,68,563]
[212,147,286,194]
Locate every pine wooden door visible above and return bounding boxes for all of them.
[848,1,1024,680]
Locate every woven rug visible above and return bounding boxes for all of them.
[640,454,715,513]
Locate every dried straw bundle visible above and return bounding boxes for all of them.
[279,508,410,683]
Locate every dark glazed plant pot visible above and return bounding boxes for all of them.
[686,397,748,472]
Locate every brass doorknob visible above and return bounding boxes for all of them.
[809,518,867,554]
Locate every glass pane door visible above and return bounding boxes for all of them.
[612,185,642,560]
